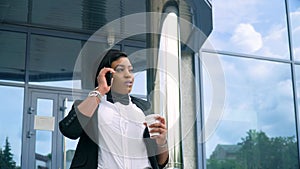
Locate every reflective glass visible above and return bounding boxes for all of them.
[124,45,147,72]
[0,86,23,168]
[203,54,299,169]
[72,40,109,90]
[131,70,147,98]
[123,0,146,41]
[296,65,300,121]
[0,31,26,83]
[124,0,146,15]
[29,35,85,88]
[123,45,147,97]
[289,0,300,61]
[205,0,290,59]
[35,99,53,169]
[0,0,28,23]
[31,0,121,31]
[63,100,78,169]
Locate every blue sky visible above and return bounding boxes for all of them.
[0,86,23,165]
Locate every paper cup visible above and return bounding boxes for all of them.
[145,114,161,137]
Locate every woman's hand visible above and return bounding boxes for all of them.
[96,67,115,95]
[146,115,167,146]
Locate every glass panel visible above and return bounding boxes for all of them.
[289,0,300,61]
[0,86,23,168]
[35,131,52,169]
[124,45,147,72]
[132,70,147,98]
[72,40,110,91]
[124,0,146,15]
[123,46,147,97]
[31,0,121,31]
[297,65,300,122]
[29,35,84,88]
[0,31,26,83]
[204,54,299,169]
[35,99,53,169]
[63,100,78,169]
[123,0,146,42]
[0,0,28,23]
[205,0,290,59]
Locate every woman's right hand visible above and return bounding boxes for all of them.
[96,67,115,95]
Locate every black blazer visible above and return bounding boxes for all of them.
[59,96,168,169]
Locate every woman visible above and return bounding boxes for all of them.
[59,49,169,169]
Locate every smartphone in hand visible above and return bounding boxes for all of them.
[105,72,112,86]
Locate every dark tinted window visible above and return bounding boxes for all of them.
[0,31,26,82]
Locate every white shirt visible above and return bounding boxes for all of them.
[97,97,152,169]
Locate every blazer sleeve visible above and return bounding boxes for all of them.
[59,100,94,139]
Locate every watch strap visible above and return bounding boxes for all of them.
[88,90,103,101]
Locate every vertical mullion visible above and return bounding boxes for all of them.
[195,51,206,169]
[21,28,31,168]
[285,0,300,166]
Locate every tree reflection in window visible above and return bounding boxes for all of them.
[207,130,298,169]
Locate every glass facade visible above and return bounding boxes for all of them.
[289,0,300,61]
[0,0,28,23]
[29,35,84,88]
[0,0,299,168]
[31,0,110,32]
[0,31,26,83]
[202,0,300,168]
[203,54,298,168]
[0,1,150,168]
[205,0,290,59]
[35,99,53,169]
[0,86,23,167]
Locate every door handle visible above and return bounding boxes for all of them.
[60,106,67,112]
[28,107,35,114]
[26,131,35,138]
[61,97,68,117]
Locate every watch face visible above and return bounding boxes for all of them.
[88,91,97,97]
[88,91,102,100]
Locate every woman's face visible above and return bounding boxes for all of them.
[110,57,134,94]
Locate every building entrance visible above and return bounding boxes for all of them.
[22,88,84,169]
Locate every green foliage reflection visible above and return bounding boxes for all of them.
[207,130,298,169]
[0,137,20,169]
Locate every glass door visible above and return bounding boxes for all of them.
[23,89,83,169]
[58,94,80,169]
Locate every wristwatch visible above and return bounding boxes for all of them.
[88,90,103,101]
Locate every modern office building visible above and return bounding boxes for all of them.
[0,0,299,169]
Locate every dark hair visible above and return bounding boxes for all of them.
[94,49,128,87]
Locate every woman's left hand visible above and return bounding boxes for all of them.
[146,115,167,146]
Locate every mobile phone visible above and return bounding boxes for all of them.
[105,72,112,86]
